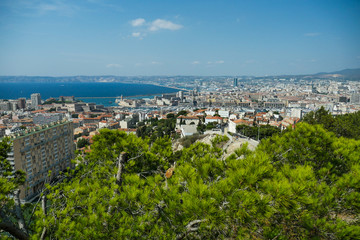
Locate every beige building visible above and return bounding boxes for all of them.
[6,120,75,200]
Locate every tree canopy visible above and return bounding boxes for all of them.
[1,123,360,239]
[302,106,360,139]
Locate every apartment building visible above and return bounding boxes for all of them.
[6,120,75,200]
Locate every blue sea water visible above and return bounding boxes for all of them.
[0,82,178,106]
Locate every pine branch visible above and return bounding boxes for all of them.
[0,209,29,240]
[176,219,207,240]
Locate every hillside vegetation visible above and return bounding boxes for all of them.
[303,107,360,140]
[1,122,360,239]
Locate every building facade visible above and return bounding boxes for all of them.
[17,98,26,109]
[233,78,238,87]
[6,120,75,200]
[31,93,41,109]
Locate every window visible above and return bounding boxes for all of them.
[40,132,45,141]
[25,137,30,146]
[26,151,31,164]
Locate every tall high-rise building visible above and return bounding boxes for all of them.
[17,98,26,109]
[233,78,238,87]
[31,93,41,109]
[350,93,360,104]
[5,121,75,200]
[177,91,184,101]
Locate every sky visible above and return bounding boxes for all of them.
[0,0,359,76]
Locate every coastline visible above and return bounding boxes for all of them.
[0,82,183,101]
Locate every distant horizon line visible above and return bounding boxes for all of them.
[0,67,360,79]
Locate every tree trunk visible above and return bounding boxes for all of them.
[40,195,47,240]
[0,221,29,240]
[116,152,127,187]
[14,189,27,234]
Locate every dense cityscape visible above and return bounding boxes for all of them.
[1,73,360,199]
[1,0,360,239]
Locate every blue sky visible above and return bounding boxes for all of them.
[0,0,359,76]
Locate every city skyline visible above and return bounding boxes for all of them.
[0,0,359,77]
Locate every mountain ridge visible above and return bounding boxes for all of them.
[0,68,360,81]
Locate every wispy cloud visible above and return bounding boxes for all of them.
[132,32,141,37]
[304,32,321,37]
[148,19,183,31]
[208,60,224,65]
[131,18,146,27]
[86,0,123,12]
[29,0,79,16]
[131,31,146,40]
[130,18,183,38]
[192,61,200,65]
[10,0,81,17]
[106,63,122,68]
[151,61,162,65]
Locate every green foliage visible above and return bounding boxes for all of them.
[136,117,178,142]
[197,122,206,133]
[176,110,188,117]
[0,138,25,199]
[205,122,216,130]
[166,113,175,119]
[179,133,206,148]
[0,138,26,239]
[258,123,360,180]
[236,124,281,140]
[74,133,82,139]
[303,107,360,139]
[2,123,360,239]
[76,138,89,149]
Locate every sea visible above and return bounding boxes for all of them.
[0,82,179,106]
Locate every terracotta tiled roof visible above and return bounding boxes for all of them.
[205,116,223,120]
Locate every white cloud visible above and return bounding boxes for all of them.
[192,61,200,65]
[106,63,122,68]
[149,19,183,31]
[304,32,321,37]
[151,61,161,65]
[129,18,183,39]
[131,32,146,39]
[131,18,146,27]
[132,32,141,37]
